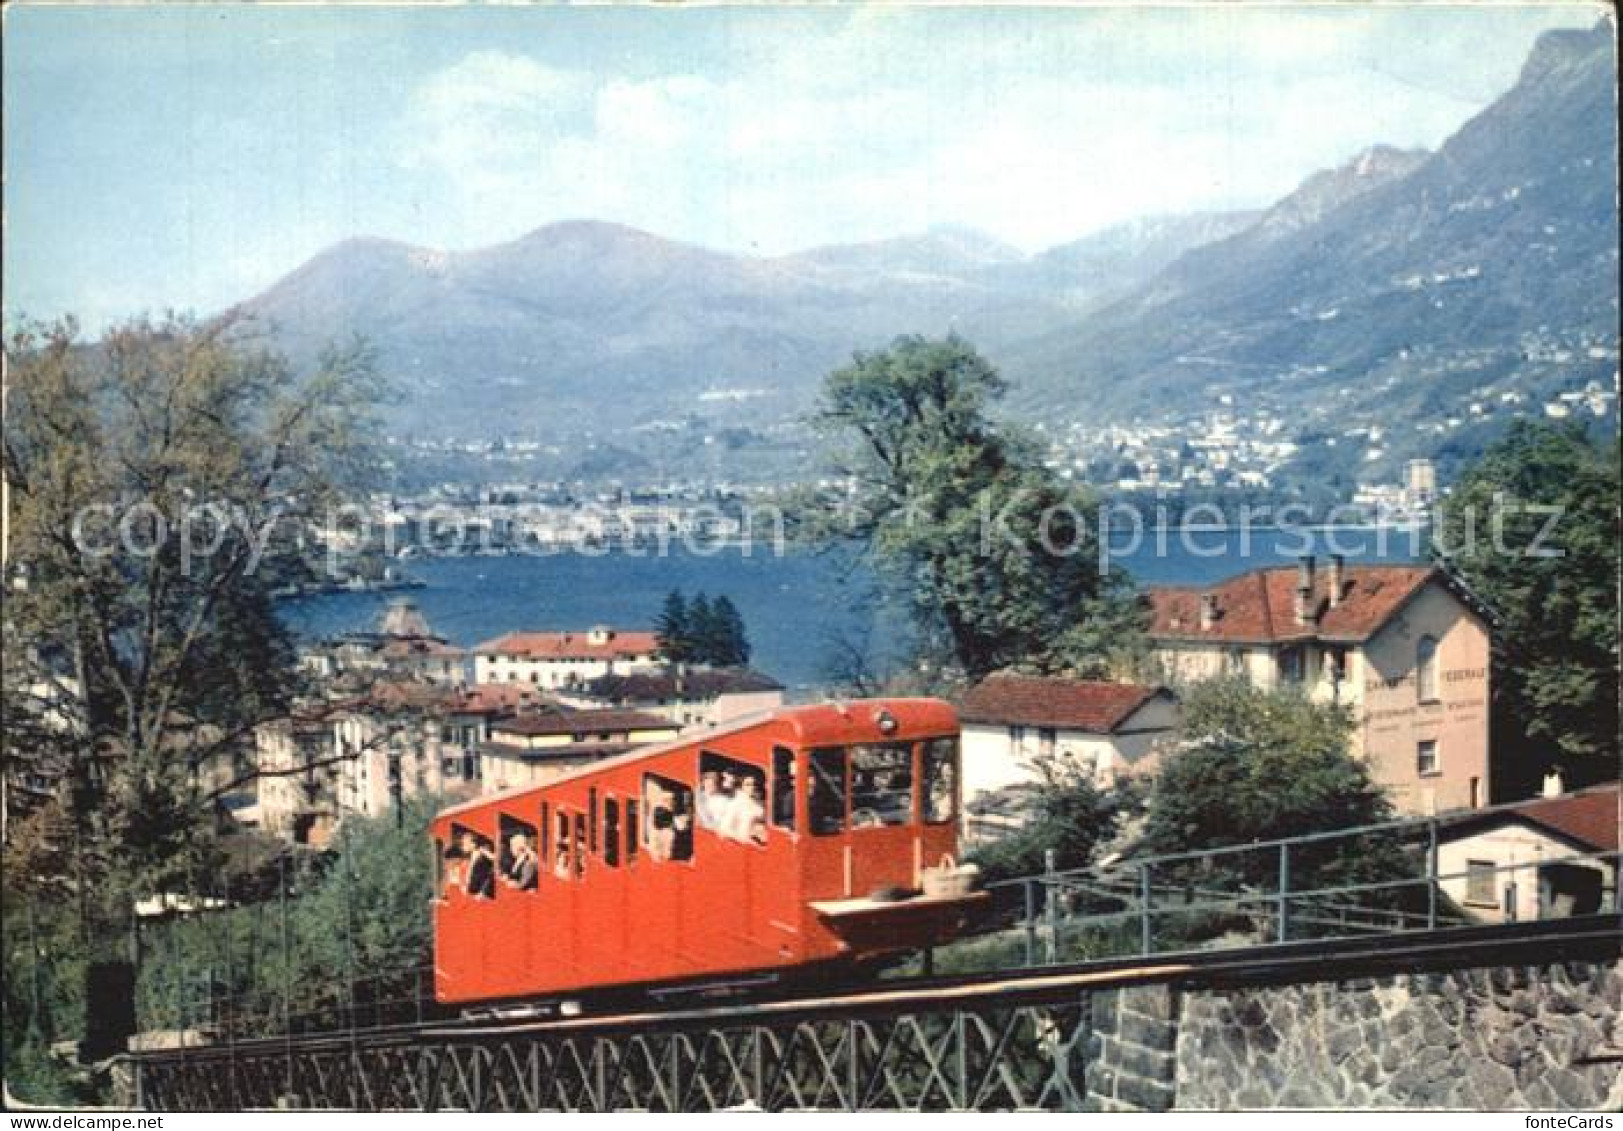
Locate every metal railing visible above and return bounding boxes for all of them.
[983,800,1621,968]
[127,796,1621,1045]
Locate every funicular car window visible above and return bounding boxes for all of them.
[922,737,959,824]
[771,746,797,831]
[573,814,588,879]
[539,802,551,864]
[698,751,768,846]
[439,822,474,898]
[643,773,694,862]
[626,799,639,861]
[850,743,914,827]
[604,799,621,868]
[809,747,847,836]
[445,823,496,899]
[552,811,576,881]
[498,814,539,892]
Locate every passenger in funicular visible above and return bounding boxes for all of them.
[462,832,496,899]
[502,832,538,892]
[442,840,466,896]
[722,774,767,845]
[645,777,695,862]
[698,765,768,845]
[697,770,729,828]
[648,807,678,862]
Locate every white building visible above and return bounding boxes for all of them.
[956,675,1179,841]
[479,708,681,793]
[326,681,505,819]
[1435,784,1617,924]
[473,626,661,688]
[555,666,785,730]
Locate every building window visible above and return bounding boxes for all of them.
[1038,728,1056,758]
[1416,635,1439,703]
[1279,648,1304,684]
[1465,859,1497,905]
[1009,725,1027,748]
[1469,776,1482,809]
[1225,649,1246,675]
[1417,739,1439,777]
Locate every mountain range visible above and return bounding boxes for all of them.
[236,23,1618,481]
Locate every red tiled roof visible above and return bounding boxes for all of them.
[490,707,677,738]
[474,629,661,660]
[1508,784,1620,852]
[958,675,1167,734]
[451,683,549,715]
[480,740,639,764]
[1149,563,1443,644]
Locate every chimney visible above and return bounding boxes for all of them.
[1542,768,1564,798]
[1294,555,1317,626]
[1328,555,1346,608]
[1199,592,1219,630]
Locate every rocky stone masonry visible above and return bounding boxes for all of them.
[1174,960,1623,1110]
[1086,984,1180,1112]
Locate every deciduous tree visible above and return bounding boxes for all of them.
[2,314,383,909]
[808,334,1144,681]
[1143,678,1404,893]
[1436,420,1620,797]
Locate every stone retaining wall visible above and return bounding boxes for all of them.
[1174,960,1622,1109]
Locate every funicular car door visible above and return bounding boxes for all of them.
[846,739,923,897]
[635,765,697,984]
[436,818,502,1001]
[690,744,801,977]
[485,809,542,999]
[578,786,633,984]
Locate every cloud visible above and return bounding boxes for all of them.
[386,8,1593,256]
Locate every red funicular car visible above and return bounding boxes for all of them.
[430,698,980,1008]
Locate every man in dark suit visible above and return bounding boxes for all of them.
[463,833,496,899]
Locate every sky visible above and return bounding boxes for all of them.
[3,2,1607,329]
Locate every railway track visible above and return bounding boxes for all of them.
[134,911,1621,1062]
[125,913,1621,1111]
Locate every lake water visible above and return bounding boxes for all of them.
[279,525,1428,692]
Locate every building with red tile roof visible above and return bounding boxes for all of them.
[955,674,1179,841]
[960,675,1170,734]
[1148,556,1493,817]
[472,626,662,689]
[1436,782,1618,924]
